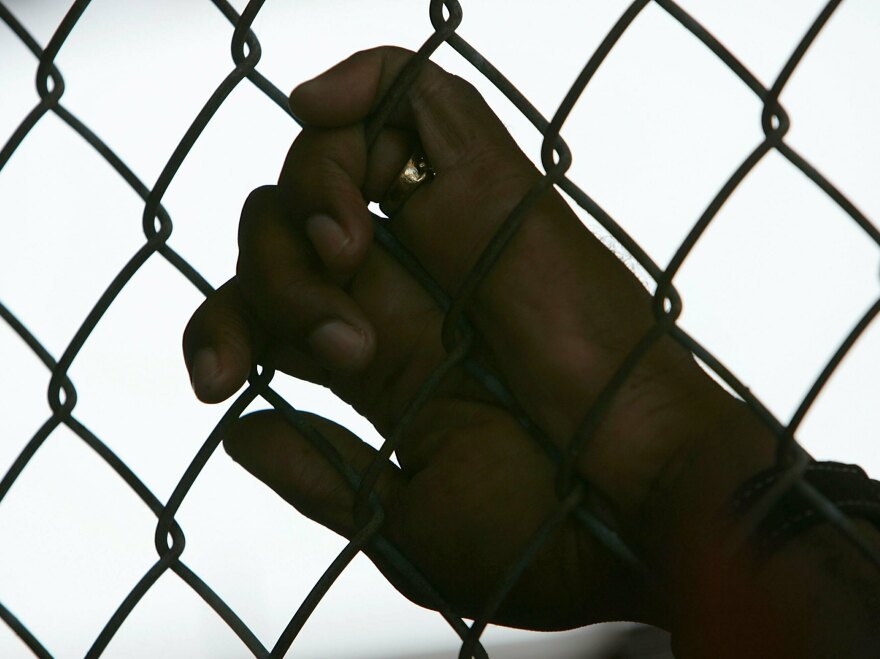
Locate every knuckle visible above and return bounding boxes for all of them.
[410,72,469,115]
[374,44,416,62]
[281,127,365,212]
[462,143,537,202]
[410,73,504,163]
[257,256,323,330]
[241,184,277,218]
[278,270,313,311]
[449,74,481,101]
[279,130,316,190]
[238,185,277,249]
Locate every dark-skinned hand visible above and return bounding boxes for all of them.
[183,46,769,634]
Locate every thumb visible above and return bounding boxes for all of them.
[224,410,495,653]
[223,410,403,541]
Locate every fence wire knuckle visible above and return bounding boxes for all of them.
[1,0,879,656]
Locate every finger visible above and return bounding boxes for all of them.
[285,47,536,295]
[289,46,521,171]
[277,126,371,279]
[183,276,328,399]
[223,409,453,610]
[238,175,494,469]
[237,185,377,372]
[284,45,541,299]
[183,278,262,403]
[289,46,695,462]
[276,125,414,277]
[364,126,414,202]
[224,409,404,538]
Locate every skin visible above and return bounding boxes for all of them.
[183,47,880,656]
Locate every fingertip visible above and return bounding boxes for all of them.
[288,49,385,126]
[307,318,376,373]
[288,78,321,120]
[190,346,221,402]
[183,280,259,404]
[221,409,402,540]
[305,213,350,268]
[289,70,347,126]
[304,208,373,275]
[221,411,253,463]
[190,341,250,404]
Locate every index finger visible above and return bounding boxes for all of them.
[288,46,521,171]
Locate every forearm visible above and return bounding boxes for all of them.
[644,400,880,658]
[672,525,880,658]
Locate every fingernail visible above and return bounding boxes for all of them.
[308,319,366,369]
[191,347,221,399]
[306,214,349,265]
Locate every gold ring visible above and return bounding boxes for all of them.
[379,148,434,217]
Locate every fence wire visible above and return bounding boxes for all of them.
[1,0,878,657]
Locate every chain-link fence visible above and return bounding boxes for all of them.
[1,0,878,657]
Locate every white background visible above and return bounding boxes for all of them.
[1,0,879,657]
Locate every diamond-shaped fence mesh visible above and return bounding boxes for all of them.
[1,0,878,657]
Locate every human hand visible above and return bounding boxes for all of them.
[182,46,753,631]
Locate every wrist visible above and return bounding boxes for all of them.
[635,395,880,657]
[636,395,776,562]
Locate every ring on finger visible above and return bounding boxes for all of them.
[379,148,434,218]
